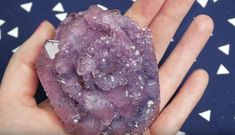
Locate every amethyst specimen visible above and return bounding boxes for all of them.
[36,5,160,135]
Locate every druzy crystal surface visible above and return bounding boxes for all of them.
[36,5,160,135]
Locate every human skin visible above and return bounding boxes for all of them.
[0,0,213,135]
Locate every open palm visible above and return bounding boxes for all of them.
[0,0,213,135]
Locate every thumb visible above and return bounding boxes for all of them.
[0,21,55,98]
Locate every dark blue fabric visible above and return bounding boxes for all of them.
[0,0,234,134]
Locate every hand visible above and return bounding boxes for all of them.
[0,0,213,135]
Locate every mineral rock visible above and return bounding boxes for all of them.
[36,5,160,135]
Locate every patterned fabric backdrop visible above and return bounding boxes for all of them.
[0,0,234,135]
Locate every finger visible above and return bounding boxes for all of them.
[39,99,54,112]
[39,99,70,135]
[150,69,209,135]
[39,99,59,125]
[159,15,214,110]
[143,129,151,135]
[150,0,195,61]
[1,21,55,98]
[39,99,50,108]
[125,0,165,27]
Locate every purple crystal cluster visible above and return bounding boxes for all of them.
[36,5,160,135]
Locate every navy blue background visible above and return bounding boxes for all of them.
[0,0,234,135]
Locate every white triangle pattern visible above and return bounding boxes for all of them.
[176,131,186,135]
[0,19,5,26]
[53,2,64,12]
[12,46,20,53]
[20,2,33,12]
[228,18,235,26]
[218,44,230,55]
[199,110,211,122]
[55,13,68,21]
[97,4,108,10]
[7,27,19,38]
[213,0,218,2]
[197,0,209,8]
[217,64,230,75]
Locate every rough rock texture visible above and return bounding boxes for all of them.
[36,5,160,135]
